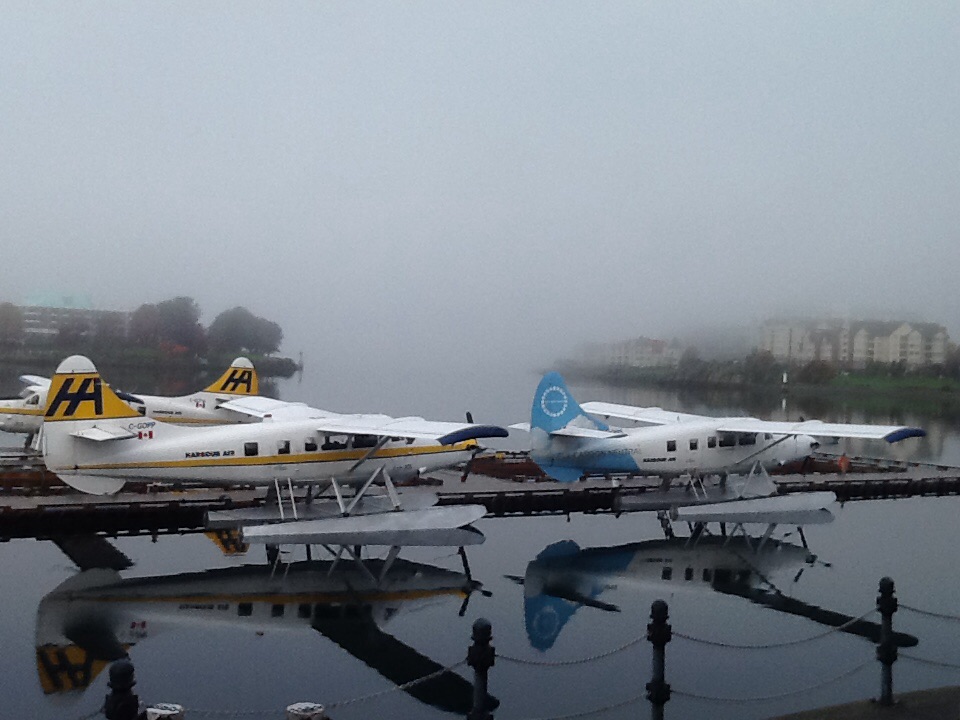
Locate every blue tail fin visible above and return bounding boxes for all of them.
[530,372,606,434]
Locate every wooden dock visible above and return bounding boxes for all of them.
[2,453,960,539]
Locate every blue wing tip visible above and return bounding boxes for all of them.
[884,428,926,443]
[438,425,509,445]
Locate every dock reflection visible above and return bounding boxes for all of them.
[36,540,490,714]
[518,531,918,651]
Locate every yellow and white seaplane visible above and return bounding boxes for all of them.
[36,541,495,713]
[40,355,507,544]
[0,357,264,443]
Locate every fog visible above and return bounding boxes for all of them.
[2,3,958,418]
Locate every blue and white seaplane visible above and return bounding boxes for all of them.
[515,530,919,652]
[39,355,508,544]
[0,357,265,444]
[511,372,924,518]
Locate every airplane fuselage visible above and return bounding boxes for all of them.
[531,420,817,478]
[44,416,476,486]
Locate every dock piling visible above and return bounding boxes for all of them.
[646,599,672,720]
[876,576,898,706]
[467,617,495,720]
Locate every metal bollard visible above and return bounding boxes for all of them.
[646,599,672,720]
[286,702,328,719]
[103,659,143,720]
[876,576,898,706]
[467,617,495,720]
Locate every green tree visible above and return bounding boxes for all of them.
[129,303,161,346]
[156,297,206,354]
[208,306,283,354]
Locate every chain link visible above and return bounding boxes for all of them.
[673,608,876,650]
[900,603,960,623]
[501,688,648,720]
[326,659,468,710]
[902,652,960,671]
[673,659,872,703]
[498,632,646,667]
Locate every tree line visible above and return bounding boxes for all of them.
[0,297,284,357]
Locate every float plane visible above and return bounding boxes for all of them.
[516,531,918,652]
[512,372,925,487]
[0,357,264,443]
[40,355,507,541]
[35,542,496,714]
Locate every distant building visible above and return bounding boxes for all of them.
[576,336,683,370]
[760,318,949,368]
[16,299,130,345]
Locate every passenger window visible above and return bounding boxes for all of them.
[352,434,378,449]
[666,440,677,452]
[718,434,736,448]
[298,603,311,618]
[738,433,757,446]
[702,569,712,582]
[304,438,318,452]
[238,602,252,616]
[278,440,290,455]
[661,566,673,580]
[684,567,693,581]
[689,439,698,451]
[707,436,716,448]
[322,434,347,450]
[138,406,147,416]
[244,442,259,457]
[764,433,773,440]
[271,604,284,618]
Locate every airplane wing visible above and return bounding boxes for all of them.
[313,415,508,445]
[70,425,138,442]
[19,374,50,389]
[508,422,625,439]
[580,402,711,426]
[217,396,321,420]
[714,419,926,443]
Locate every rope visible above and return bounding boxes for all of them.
[326,659,468,710]
[498,632,646,667]
[503,688,648,720]
[900,603,960,622]
[672,658,872,703]
[902,652,960,671]
[673,609,876,650]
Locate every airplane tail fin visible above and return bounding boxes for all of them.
[42,356,140,495]
[43,356,140,424]
[203,357,259,396]
[530,372,603,434]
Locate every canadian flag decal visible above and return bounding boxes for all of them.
[138,431,154,439]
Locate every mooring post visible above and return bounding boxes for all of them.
[646,599,672,720]
[876,576,898,706]
[103,659,143,720]
[467,617,495,720]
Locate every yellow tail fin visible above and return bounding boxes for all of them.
[204,357,258,396]
[43,356,139,422]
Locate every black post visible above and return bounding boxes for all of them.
[103,659,144,720]
[876,577,898,706]
[646,599,672,720]
[467,617,495,720]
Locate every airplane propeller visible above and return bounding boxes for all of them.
[458,546,491,616]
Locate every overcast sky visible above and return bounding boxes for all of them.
[2,2,958,414]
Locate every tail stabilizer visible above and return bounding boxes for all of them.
[203,357,258,396]
[43,356,140,423]
[530,372,607,434]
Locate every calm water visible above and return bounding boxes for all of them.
[3,369,960,719]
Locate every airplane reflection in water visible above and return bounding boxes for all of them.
[35,539,495,715]
[517,531,918,652]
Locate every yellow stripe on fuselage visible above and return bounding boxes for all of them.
[0,407,42,416]
[72,440,476,472]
